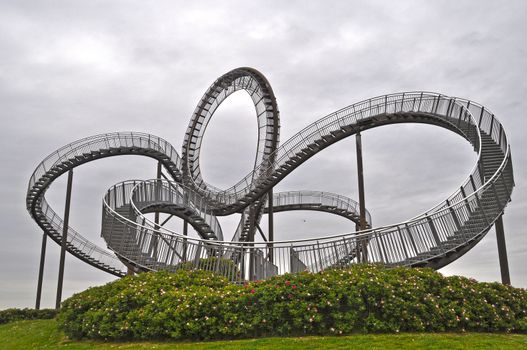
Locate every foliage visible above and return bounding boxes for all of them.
[58,265,527,341]
[0,308,57,324]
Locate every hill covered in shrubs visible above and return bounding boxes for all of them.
[58,265,527,340]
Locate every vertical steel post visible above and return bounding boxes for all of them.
[56,169,73,310]
[248,207,256,280]
[126,262,135,276]
[268,189,274,263]
[35,231,47,309]
[153,162,162,260]
[182,189,188,262]
[356,132,367,262]
[495,214,511,285]
[182,221,188,262]
[155,162,162,227]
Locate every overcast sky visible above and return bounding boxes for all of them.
[1,0,526,309]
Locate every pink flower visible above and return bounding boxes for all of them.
[292,285,297,289]
[285,281,291,286]
[250,289,255,294]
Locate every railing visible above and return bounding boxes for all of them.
[27,132,185,276]
[182,93,481,211]
[39,198,125,272]
[225,189,373,243]
[101,148,511,279]
[100,92,513,279]
[27,132,182,204]
[104,179,224,240]
[183,70,278,196]
[27,91,514,281]
[268,190,372,226]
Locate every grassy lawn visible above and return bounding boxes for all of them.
[1,319,526,350]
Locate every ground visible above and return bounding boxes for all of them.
[1,319,526,350]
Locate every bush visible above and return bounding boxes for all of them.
[0,308,57,324]
[58,265,527,340]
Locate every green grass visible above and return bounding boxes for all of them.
[2,319,526,350]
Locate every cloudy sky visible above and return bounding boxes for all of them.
[1,0,526,309]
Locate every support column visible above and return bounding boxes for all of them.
[153,162,162,261]
[182,190,188,262]
[56,169,73,310]
[268,189,274,263]
[248,208,256,280]
[356,132,367,262]
[35,231,47,309]
[495,214,511,285]
[182,221,188,262]
[154,162,162,227]
[126,263,135,276]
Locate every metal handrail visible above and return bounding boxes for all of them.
[100,93,509,247]
[27,72,514,280]
[27,132,185,275]
[104,93,511,255]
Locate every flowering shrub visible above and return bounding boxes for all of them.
[58,265,527,340]
[0,308,57,324]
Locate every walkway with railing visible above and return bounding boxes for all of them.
[27,68,514,283]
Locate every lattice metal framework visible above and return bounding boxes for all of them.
[27,68,514,282]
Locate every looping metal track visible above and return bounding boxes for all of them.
[27,68,514,281]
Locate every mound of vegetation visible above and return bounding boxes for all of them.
[58,265,527,340]
[0,308,57,324]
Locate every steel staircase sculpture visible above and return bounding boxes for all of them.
[27,68,514,282]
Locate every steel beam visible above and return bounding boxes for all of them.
[256,224,268,242]
[153,162,162,260]
[268,188,274,262]
[35,230,47,309]
[56,169,73,310]
[356,132,367,262]
[248,207,256,280]
[126,262,135,276]
[183,220,188,262]
[154,162,162,227]
[183,189,189,262]
[495,214,511,285]
[160,214,174,227]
